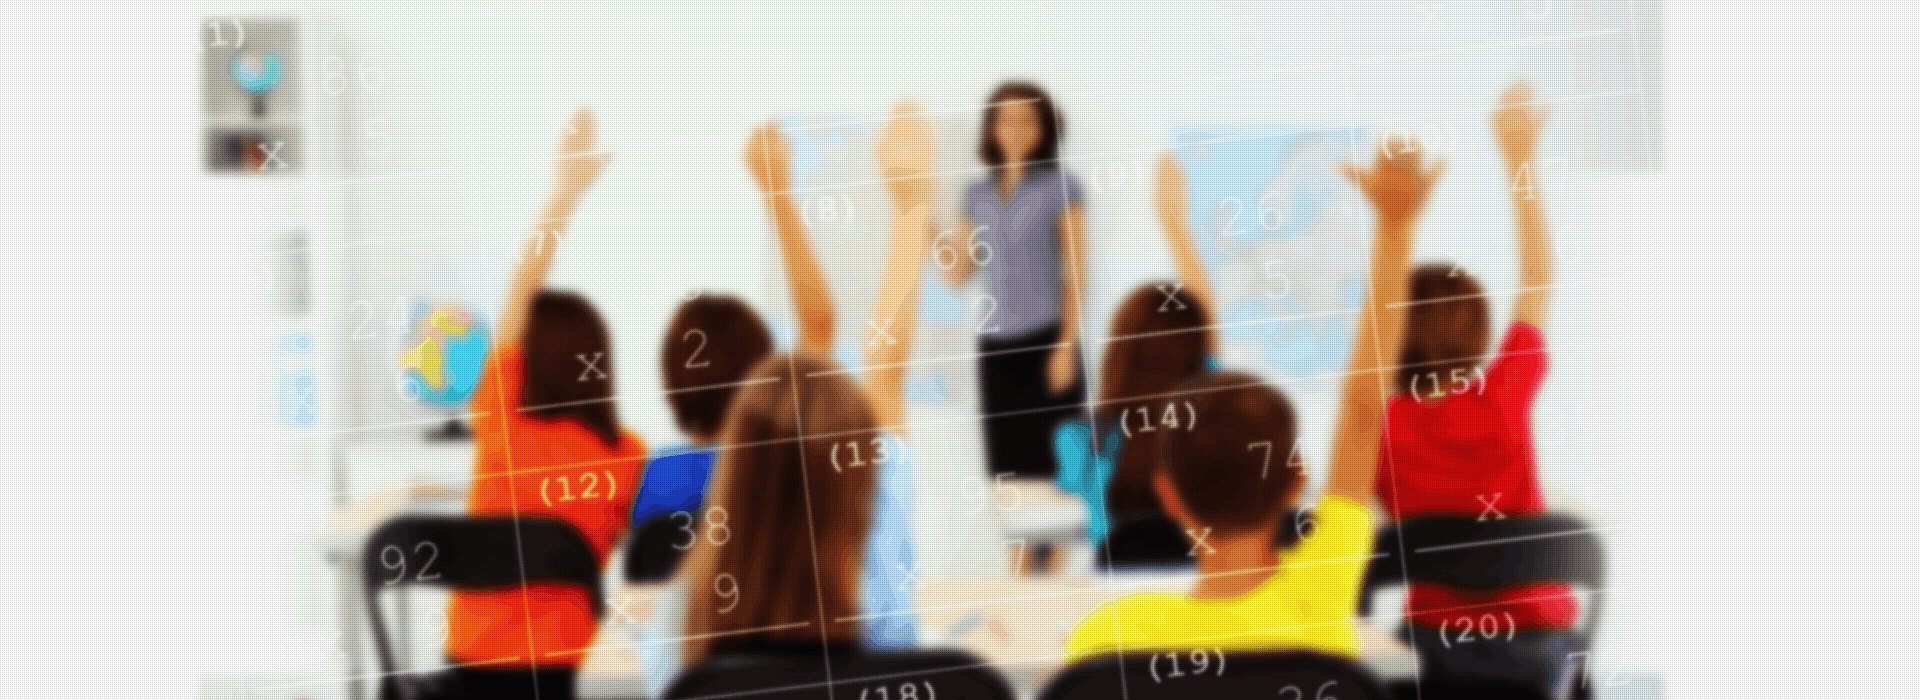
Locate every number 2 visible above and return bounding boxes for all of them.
[683,329,710,368]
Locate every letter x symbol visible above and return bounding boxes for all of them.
[576,352,607,381]
[610,593,641,624]
[1476,492,1506,521]
[896,563,925,592]
[1420,3,1447,32]
[1156,282,1187,312]
[1186,527,1216,556]
[868,317,897,347]
[259,140,289,171]
[1448,248,1473,278]
[1130,38,1156,66]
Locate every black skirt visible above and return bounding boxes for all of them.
[977,323,1088,479]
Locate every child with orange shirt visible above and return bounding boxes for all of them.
[442,108,647,699]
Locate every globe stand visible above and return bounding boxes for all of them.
[426,417,472,441]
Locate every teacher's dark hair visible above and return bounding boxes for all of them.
[978,81,1063,167]
[522,290,622,447]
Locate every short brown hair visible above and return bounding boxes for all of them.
[978,81,1063,167]
[679,353,879,667]
[1156,372,1302,536]
[522,290,621,447]
[1099,282,1212,516]
[662,295,774,441]
[1397,263,1491,394]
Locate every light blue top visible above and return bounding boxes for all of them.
[963,166,1085,339]
[635,433,919,695]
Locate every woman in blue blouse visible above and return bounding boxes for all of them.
[937,81,1092,483]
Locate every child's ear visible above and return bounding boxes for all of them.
[1153,470,1194,529]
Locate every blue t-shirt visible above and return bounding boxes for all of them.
[964,166,1085,339]
[632,444,716,525]
[634,434,919,695]
[1053,420,1126,543]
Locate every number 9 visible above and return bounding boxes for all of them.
[380,544,406,584]
[1189,649,1209,675]
[714,573,741,613]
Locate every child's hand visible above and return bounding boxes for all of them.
[876,99,936,207]
[744,122,792,194]
[1153,152,1188,228]
[554,107,612,202]
[1341,139,1446,227]
[1492,79,1550,173]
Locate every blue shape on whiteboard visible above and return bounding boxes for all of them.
[918,272,969,325]
[783,115,866,187]
[906,374,949,406]
[279,331,314,355]
[279,369,317,428]
[230,50,284,95]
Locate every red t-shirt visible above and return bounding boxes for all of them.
[445,345,645,667]
[1374,322,1578,630]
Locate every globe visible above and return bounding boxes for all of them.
[396,302,491,418]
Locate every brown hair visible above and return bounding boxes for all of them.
[679,353,879,667]
[1156,372,1302,535]
[521,290,622,447]
[662,295,775,442]
[978,81,1063,167]
[1396,263,1491,395]
[1099,282,1213,516]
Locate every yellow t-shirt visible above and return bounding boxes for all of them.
[1063,494,1374,661]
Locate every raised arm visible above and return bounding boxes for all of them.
[746,123,837,358]
[1324,142,1443,504]
[1495,80,1555,334]
[1153,153,1217,328]
[863,101,937,430]
[497,107,613,345]
[1046,204,1088,394]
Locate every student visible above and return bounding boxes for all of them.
[935,81,1091,482]
[443,108,645,699]
[1054,153,1217,546]
[637,102,935,694]
[1063,140,1439,660]
[1373,81,1579,687]
[628,296,773,533]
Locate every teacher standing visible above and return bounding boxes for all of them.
[938,81,1089,481]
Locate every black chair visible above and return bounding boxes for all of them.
[665,648,1015,700]
[1358,514,1604,700]
[1039,651,1390,700]
[1097,508,1310,571]
[624,512,694,582]
[361,515,605,700]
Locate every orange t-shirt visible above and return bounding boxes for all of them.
[446,345,645,668]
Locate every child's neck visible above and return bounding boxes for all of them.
[1188,529,1280,600]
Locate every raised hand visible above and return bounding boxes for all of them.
[1153,152,1189,229]
[553,106,613,204]
[744,122,792,194]
[1492,79,1550,173]
[1341,139,1446,227]
[875,99,937,208]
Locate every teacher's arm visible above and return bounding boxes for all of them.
[1047,204,1088,395]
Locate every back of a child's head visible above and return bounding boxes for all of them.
[681,353,877,665]
[662,294,774,441]
[1155,371,1301,536]
[1398,263,1492,394]
[1101,281,1212,515]
[523,290,622,447]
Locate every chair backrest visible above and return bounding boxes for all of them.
[1097,509,1309,571]
[1359,513,1605,633]
[1039,651,1390,700]
[360,515,604,677]
[665,649,1015,700]
[624,512,693,583]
